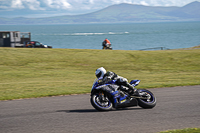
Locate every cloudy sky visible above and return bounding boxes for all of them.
[0,0,199,18]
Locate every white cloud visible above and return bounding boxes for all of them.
[44,0,71,9]
[11,0,24,9]
[3,0,200,11]
[129,0,200,7]
[1,0,200,17]
[89,0,94,4]
[10,0,44,10]
[139,1,149,6]
[25,0,43,10]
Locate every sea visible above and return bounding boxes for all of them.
[0,21,200,50]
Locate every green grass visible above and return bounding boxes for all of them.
[159,128,200,133]
[0,48,200,100]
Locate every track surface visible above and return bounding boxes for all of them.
[1,85,200,133]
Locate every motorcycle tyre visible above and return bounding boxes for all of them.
[90,94,113,111]
[137,89,156,109]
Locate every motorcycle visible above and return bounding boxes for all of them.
[102,42,112,50]
[90,78,156,111]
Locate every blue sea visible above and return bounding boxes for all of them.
[1,22,200,50]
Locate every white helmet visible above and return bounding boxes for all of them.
[95,67,106,78]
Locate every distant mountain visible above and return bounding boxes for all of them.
[1,1,200,24]
[165,1,200,18]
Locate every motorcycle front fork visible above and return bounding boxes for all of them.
[99,91,108,102]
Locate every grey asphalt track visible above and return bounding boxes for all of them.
[0,85,200,133]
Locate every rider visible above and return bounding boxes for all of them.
[95,67,137,95]
[102,38,111,48]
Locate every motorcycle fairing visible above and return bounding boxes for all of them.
[130,80,140,87]
[95,83,138,108]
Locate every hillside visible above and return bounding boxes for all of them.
[0,1,200,24]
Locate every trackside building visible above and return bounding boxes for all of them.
[0,31,31,47]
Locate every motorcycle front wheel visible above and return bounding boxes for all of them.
[90,93,113,111]
[137,89,156,109]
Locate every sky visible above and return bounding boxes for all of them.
[0,0,200,18]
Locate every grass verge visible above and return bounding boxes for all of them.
[159,128,200,133]
[0,48,199,100]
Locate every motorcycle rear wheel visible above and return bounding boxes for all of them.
[90,93,113,111]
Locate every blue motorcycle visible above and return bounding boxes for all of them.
[90,78,156,111]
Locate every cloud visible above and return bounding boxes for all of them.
[130,0,200,7]
[43,0,71,9]
[138,1,149,6]
[0,0,200,18]
[11,0,24,9]
[2,0,72,11]
[10,0,44,10]
[2,0,200,11]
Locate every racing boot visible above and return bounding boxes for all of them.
[126,83,140,96]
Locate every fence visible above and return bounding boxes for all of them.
[139,47,170,51]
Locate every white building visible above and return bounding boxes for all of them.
[0,31,31,47]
